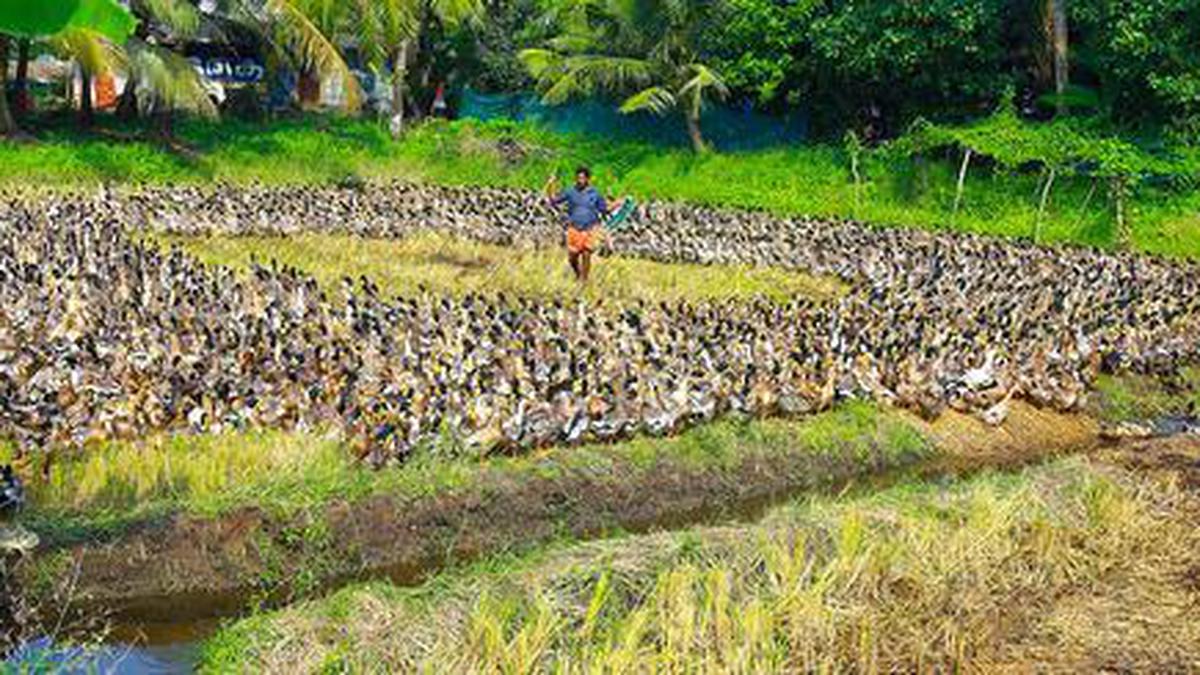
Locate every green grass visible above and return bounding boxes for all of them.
[199,455,1200,673]
[4,116,1199,257]
[14,402,928,545]
[1090,368,1200,424]
[161,231,843,304]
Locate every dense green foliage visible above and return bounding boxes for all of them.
[1073,0,1200,133]
[720,0,1012,126]
[520,0,729,151]
[692,0,1200,136]
[8,0,1200,139]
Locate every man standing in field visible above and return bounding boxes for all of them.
[547,166,608,283]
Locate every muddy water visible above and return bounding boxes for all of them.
[3,637,202,674]
[86,642,201,674]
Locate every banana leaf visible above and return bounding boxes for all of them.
[0,0,137,41]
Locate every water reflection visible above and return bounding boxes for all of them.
[5,637,199,674]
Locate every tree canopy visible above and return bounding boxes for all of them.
[520,0,729,152]
[3,0,1199,150]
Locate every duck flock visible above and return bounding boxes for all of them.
[1,182,1197,467]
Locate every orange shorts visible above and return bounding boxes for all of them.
[566,226,601,254]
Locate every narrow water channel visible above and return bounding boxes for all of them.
[104,620,219,673]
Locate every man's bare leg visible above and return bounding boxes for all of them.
[569,251,583,280]
[579,250,591,283]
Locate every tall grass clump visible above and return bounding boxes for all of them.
[201,457,1197,672]
[7,430,353,523]
[1090,367,1200,423]
[15,403,928,545]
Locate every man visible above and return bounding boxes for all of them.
[430,82,449,118]
[548,166,608,283]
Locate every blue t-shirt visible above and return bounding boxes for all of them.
[553,186,607,230]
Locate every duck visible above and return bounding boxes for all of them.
[3,182,1200,469]
[0,465,25,518]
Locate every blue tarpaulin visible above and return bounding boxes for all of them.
[459,89,808,151]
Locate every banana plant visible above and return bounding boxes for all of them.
[0,0,137,134]
[47,27,127,126]
[0,0,137,41]
[0,0,215,134]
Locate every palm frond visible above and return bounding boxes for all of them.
[546,33,599,55]
[138,0,201,38]
[541,68,586,105]
[660,0,690,29]
[582,54,655,89]
[619,86,675,115]
[49,28,126,76]
[262,0,362,111]
[548,0,599,36]
[127,40,219,118]
[429,0,483,27]
[535,54,656,104]
[606,0,642,25]
[518,48,560,81]
[293,0,341,35]
[343,0,388,67]
[678,61,727,118]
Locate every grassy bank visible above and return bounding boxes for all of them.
[161,231,843,304]
[199,451,1200,672]
[3,117,1198,257]
[15,402,923,545]
[16,402,951,621]
[1090,367,1200,424]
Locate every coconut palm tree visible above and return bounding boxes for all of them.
[0,34,13,135]
[185,0,364,113]
[48,27,131,128]
[115,0,363,121]
[347,0,482,137]
[519,0,728,152]
[1049,0,1069,115]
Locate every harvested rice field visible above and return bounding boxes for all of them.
[161,231,844,304]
